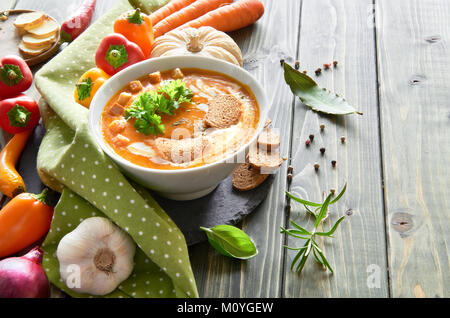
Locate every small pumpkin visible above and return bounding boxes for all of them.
[151,27,243,67]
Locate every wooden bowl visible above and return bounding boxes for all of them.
[0,9,61,66]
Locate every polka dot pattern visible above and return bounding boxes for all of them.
[36,0,196,299]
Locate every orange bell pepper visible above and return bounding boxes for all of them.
[114,8,154,58]
[0,189,54,258]
[74,68,110,108]
[0,129,32,198]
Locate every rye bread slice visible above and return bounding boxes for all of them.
[154,137,209,164]
[232,163,269,191]
[257,128,280,151]
[248,146,282,172]
[204,95,242,129]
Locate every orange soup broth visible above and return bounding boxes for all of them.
[102,68,260,170]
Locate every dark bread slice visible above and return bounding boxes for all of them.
[248,145,282,172]
[257,128,280,151]
[154,137,209,164]
[232,163,269,191]
[204,95,242,129]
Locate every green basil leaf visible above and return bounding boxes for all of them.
[200,225,258,260]
[128,0,171,14]
[76,77,93,101]
[283,63,363,115]
[7,104,31,127]
[0,64,24,86]
[105,45,128,70]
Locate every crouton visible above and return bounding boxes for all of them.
[129,80,143,93]
[148,71,162,84]
[109,119,127,134]
[172,68,184,79]
[204,95,242,129]
[108,103,125,116]
[112,134,130,147]
[117,92,132,106]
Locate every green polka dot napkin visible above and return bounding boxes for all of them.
[35,0,198,298]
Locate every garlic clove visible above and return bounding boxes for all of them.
[57,217,136,296]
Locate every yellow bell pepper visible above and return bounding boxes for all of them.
[74,68,110,108]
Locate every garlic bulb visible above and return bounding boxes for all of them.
[57,217,136,296]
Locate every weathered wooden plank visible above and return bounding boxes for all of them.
[284,0,388,297]
[189,0,301,297]
[0,0,17,12]
[376,0,450,298]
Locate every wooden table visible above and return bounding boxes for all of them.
[1,0,448,298]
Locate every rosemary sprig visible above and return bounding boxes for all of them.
[281,183,347,274]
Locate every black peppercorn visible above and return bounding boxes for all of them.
[315,68,322,76]
[314,163,320,171]
[309,134,314,142]
[331,160,337,167]
[320,147,326,155]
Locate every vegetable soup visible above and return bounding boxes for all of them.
[101,68,260,170]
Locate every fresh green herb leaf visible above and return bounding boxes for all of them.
[314,193,333,228]
[7,104,31,127]
[105,45,128,69]
[200,225,258,260]
[125,80,193,135]
[286,191,322,207]
[283,62,363,115]
[127,8,144,25]
[282,184,348,275]
[76,77,93,101]
[0,64,24,86]
[315,216,346,237]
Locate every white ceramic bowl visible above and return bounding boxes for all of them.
[89,56,268,201]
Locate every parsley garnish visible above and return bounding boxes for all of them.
[125,80,193,135]
[76,77,93,101]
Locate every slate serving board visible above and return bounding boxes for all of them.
[19,124,275,246]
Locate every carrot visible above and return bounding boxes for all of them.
[150,0,198,26]
[153,0,233,38]
[179,0,265,33]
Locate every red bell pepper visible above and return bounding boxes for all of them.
[95,33,145,76]
[0,56,33,99]
[61,0,97,42]
[0,94,40,134]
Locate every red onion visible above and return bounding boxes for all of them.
[0,247,50,298]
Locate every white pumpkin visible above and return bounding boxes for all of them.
[151,27,243,67]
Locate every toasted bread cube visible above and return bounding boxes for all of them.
[112,134,130,147]
[117,92,132,106]
[109,119,127,134]
[129,80,143,93]
[108,103,125,116]
[148,71,162,84]
[172,68,184,79]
